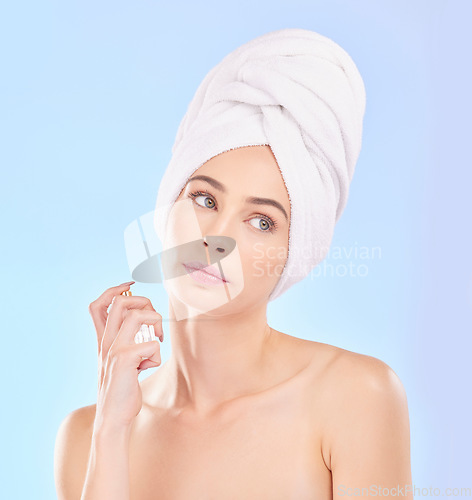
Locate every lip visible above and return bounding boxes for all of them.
[183,260,229,285]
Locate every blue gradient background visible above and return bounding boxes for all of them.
[1,1,470,497]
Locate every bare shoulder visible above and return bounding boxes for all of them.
[325,345,410,430]
[321,343,407,401]
[54,404,97,499]
[296,337,406,395]
[56,403,97,438]
[269,331,406,400]
[301,341,410,470]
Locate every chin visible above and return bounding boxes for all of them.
[165,274,236,316]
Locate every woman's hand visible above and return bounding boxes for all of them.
[88,281,164,430]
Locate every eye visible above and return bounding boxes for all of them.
[188,191,216,209]
[249,216,276,233]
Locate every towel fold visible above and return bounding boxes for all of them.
[154,28,366,301]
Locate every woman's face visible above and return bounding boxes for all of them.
[162,145,291,317]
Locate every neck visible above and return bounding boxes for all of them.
[159,298,277,417]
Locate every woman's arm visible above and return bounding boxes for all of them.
[54,283,164,499]
[325,355,412,499]
[54,405,133,500]
[80,420,133,500]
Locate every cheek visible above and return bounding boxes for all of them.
[243,237,288,281]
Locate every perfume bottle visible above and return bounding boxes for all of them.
[121,288,158,344]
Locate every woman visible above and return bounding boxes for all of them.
[54,29,412,499]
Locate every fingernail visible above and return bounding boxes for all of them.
[121,281,135,286]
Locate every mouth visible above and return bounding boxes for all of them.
[182,260,229,284]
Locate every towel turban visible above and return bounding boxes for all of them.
[154,28,366,302]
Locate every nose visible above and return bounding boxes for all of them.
[203,235,236,264]
[203,235,224,253]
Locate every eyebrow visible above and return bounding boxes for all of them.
[186,174,289,221]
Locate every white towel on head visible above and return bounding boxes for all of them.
[154,28,366,302]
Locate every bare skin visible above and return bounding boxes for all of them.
[61,336,411,499]
[131,333,412,499]
[55,146,412,499]
[130,332,337,499]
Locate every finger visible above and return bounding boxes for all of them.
[150,322,164,343]
[101,295,162,357]
[133,340,162,368]
[89,281,135,343]
[89,281,135,348]
[110,336,162,371]
[138,358,161,374]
